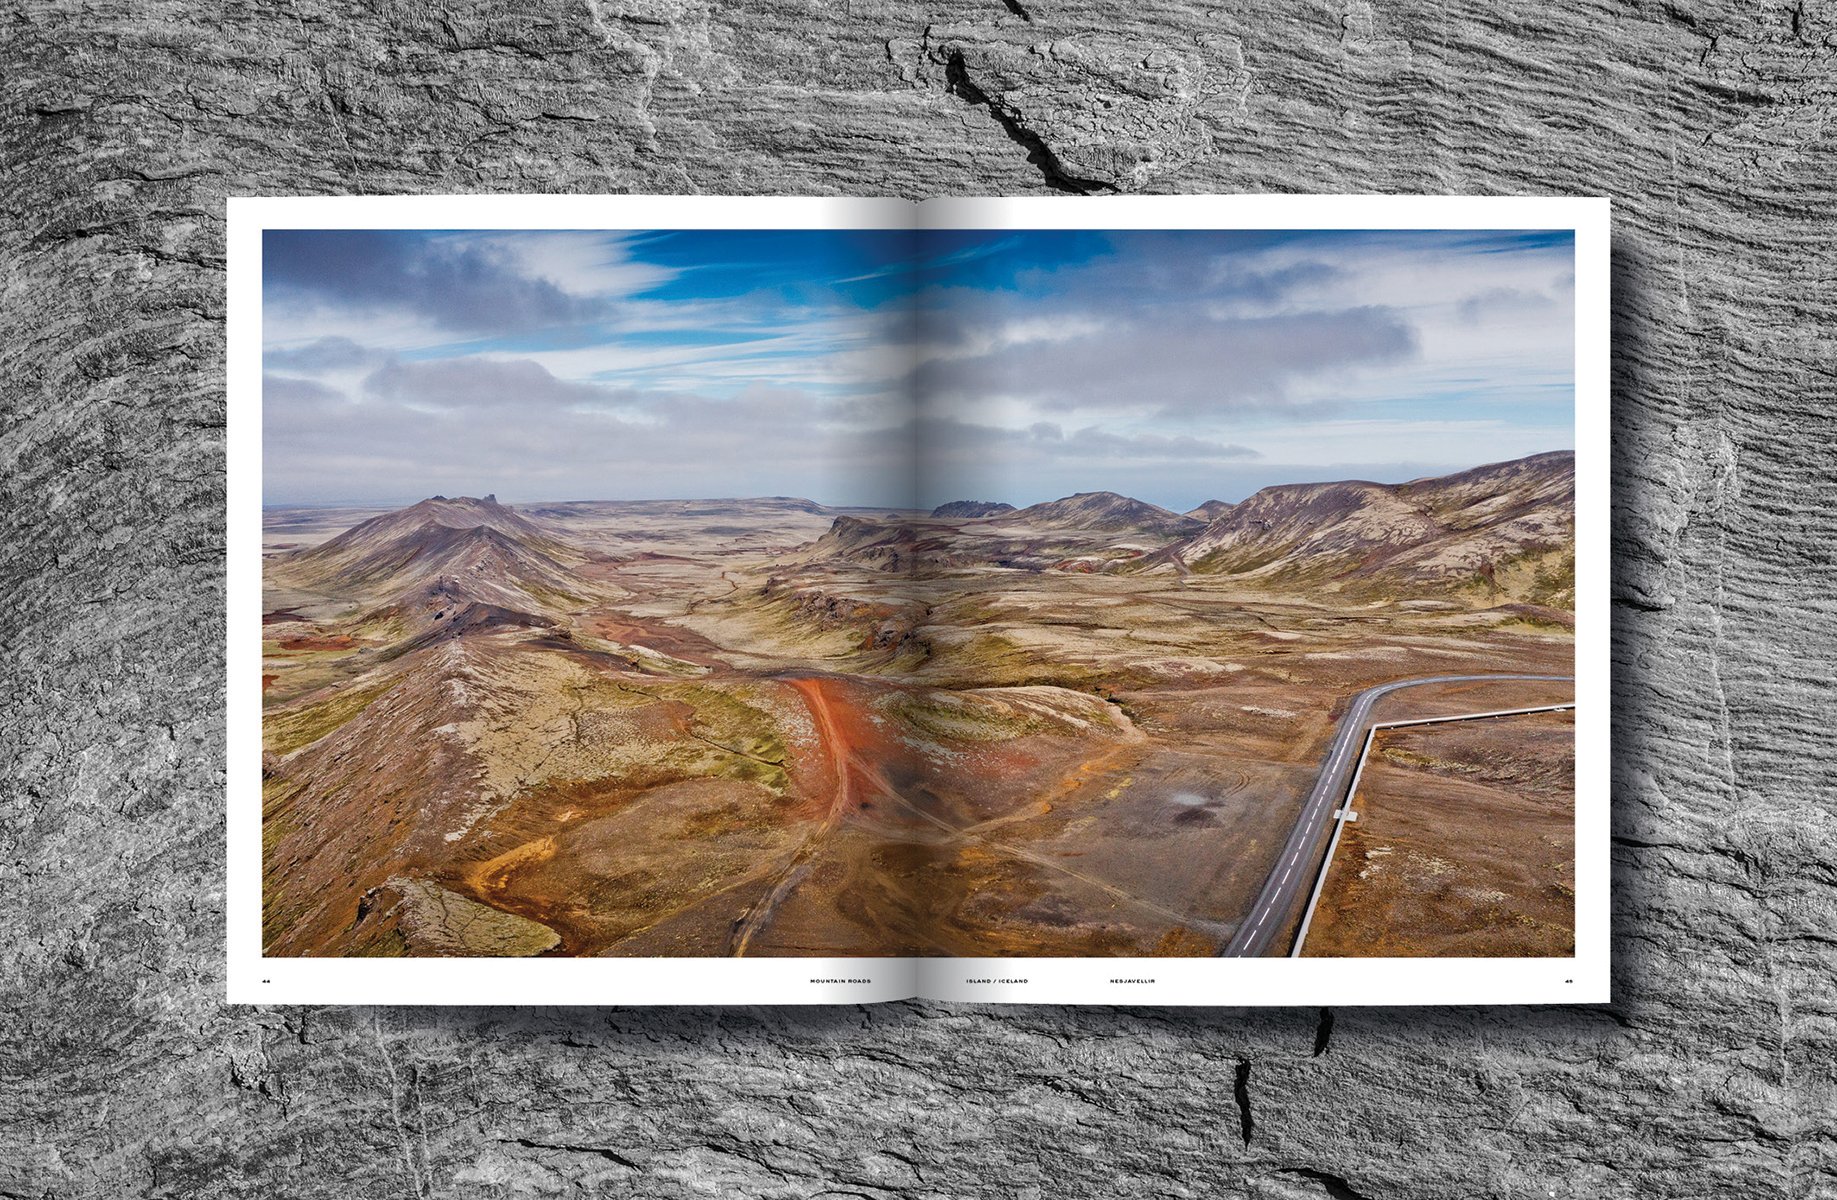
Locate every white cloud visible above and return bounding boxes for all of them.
[263,229,1575,508]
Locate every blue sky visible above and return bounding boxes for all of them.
[262,227,1575,510]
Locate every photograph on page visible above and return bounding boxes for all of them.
[227,194,1608,1004]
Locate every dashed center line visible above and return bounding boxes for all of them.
[1221,674,1575,959]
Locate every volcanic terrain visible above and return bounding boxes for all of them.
[261,453,1578,958]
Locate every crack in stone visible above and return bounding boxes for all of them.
[942,49,1115,195]
[1233,1059,1253,1146]
[372,1015,433,1200]
[1280,1167,1372,1199]
[508,1137,641,1168]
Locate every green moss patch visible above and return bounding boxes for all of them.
[263,674,401,757]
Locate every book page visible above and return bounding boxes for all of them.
[906,197,1609,1005]
[229,196,933,1004]
[228,195,1607,1007]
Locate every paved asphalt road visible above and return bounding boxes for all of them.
[1220,673,1577,958]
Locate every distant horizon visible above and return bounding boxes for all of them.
[264,228,1576,511]
[262,447,1574,515]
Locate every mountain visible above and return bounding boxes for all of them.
[286,495,573,573]
[1009,491,1204,538]
[1185,500,1233,521]
[272,494,592,626]
[804,514,940,569]
[930,500,1017,519]
[1171,452,1575,600]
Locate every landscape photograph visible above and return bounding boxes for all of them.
[259,224,1579,959]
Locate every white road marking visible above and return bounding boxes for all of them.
[1287,697,1576,958]
[1225,674,1575,957]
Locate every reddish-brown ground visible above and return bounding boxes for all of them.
[262,499,1578,960]
[1302,709,1575,957]
[724,677,868,955]
[581,613,729,669]
[276,633,356,651]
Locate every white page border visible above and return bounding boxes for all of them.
[227,194,1610,1006]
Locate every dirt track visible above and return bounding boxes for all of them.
[726,677,854,955]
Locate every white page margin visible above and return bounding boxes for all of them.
[913,194,1612,1006]
[225,194,930,1005]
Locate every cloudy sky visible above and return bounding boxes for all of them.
[262,226,1575,511]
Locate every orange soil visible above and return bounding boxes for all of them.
[277,633,357,651]
[725,676,865,955]
[584,612,729,668]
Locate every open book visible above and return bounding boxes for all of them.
[227,195,1609,1004]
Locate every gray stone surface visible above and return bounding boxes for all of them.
[3,0,1834,1195]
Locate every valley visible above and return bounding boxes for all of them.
[260,453,1577,959]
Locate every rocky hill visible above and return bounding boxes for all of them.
[283,495,577,576]
[930,500,1017,518]
[1009,491,1203,538]
[801,515,931,573]
[1172,451,1575,602]
[270,494,593,630]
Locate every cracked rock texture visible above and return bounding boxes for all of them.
[3,0,1835,1196]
